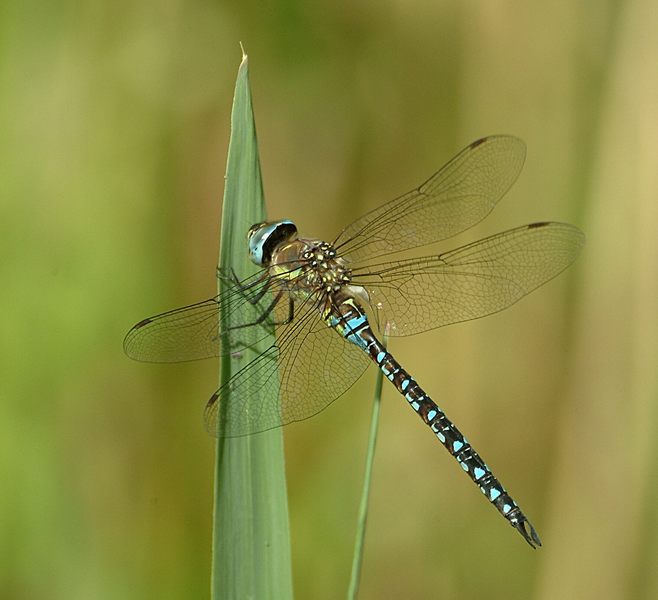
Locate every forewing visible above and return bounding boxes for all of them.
[351,222,585,336]
[333,136,526,263]
[204,295,372,437]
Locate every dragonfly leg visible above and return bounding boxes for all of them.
[217,268,273,305]
[223,296,295,356]
[225,293,295,334]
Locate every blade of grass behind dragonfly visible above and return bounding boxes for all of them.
[347,335,386,599]
[211,48,293,600]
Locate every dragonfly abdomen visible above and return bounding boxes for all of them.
[373,346,542,548]
[326,293,541,548]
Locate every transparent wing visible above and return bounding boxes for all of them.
[123,269,290,363]
[351,222,585,337]
[204,294,372,437]
[333,136,526,263]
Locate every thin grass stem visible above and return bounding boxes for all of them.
[347,335,387,600]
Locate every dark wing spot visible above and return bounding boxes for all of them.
[134,318,153,329]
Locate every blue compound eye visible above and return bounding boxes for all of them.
[247,220,298,265]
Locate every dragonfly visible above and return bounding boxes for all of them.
[124,135,584,548]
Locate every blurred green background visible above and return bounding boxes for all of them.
[2,1,657,599]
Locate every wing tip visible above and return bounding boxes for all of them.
[123,318,153,357]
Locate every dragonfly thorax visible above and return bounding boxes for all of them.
[299,241,352,294]
[250,220,353,295]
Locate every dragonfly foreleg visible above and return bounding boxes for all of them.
[217,267,275,306]
[224,291,295,333]
[222,295,295,357]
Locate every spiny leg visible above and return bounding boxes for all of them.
[221,295,295,354]
[217,268,274,305]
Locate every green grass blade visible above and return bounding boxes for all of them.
[347,336,386,600]
[211,49,294,600]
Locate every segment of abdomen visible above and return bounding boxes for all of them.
[327,295,541,547]
[374,344,540,546]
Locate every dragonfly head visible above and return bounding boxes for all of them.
[247,220,298,266]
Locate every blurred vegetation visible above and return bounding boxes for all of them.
[1,1,656,599]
